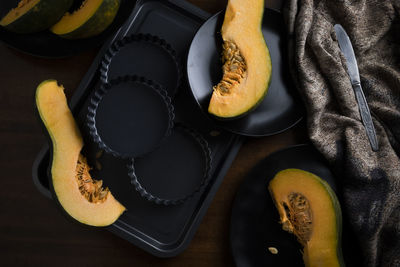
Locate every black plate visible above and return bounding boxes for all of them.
[187,9,304,136]
[0,0,137,58]
[230,144,339,267]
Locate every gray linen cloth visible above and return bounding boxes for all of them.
[284,0,400,266]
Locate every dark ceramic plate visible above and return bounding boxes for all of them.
[0,0,136,58]
[230,144,339,267]
[187,9,304,136]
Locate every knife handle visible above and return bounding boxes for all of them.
[353,82,379,151]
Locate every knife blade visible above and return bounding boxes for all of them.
[334,24,379,151]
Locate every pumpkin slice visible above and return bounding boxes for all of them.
[208,0,272,119]
[0,0,73,33]
[50,0,120,39]
[35,80,125,227]
[268,169,345,267]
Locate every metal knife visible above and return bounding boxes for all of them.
[334,24,379,152]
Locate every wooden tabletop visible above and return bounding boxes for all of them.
[0,0,308,266]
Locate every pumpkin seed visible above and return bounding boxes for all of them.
[268,247,279,254]
[95,150,103,159]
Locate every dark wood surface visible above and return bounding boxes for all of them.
[0,0,307,266]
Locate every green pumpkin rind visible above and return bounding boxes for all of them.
[0,0,73,33]
[319,177,346,267]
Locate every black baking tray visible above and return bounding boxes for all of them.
[32,0,243,257]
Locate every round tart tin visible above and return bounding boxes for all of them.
[87,76,175,158]
[128,124,212,205]
[100,33,182,97]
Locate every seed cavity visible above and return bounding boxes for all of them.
[213,41,247,95]
[76,154,109,203]
[281,192,312,246]
[71,0,89,14]
[17,0,34,9]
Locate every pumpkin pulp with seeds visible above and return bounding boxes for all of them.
[281,192,313,246]
[76,155,109,203]
[35,80,125,227]
[268,169,345,267]
[208,0,272,119]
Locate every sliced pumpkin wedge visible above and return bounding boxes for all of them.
[0,0,73,33]
[208,0,272,119]
[268,169,345,267]
[50,0,120,39]
[35,80,125,226]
